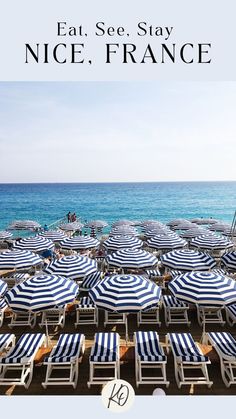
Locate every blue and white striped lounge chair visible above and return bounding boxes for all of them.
[197,305,225,327]
[145,268,166,288]
[0,333,46,388]
[42,333,85,388]
[162,295,190,327]
[134,331,169,387]
[39,305,67,329]
[75,297,98,327]
[225,304,236,327]
[206,332,236,387]
[0,299,8,328]
[87,332,120,387]
[137,304,161,326]
[166,333,212,388]
[0,334,15,352]
[80,272,101,291]
[9,310,38,329]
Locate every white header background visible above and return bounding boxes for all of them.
[0,0,235,80]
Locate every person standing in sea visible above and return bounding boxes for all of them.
[67,211,71,222]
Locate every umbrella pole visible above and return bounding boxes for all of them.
[201,318,206,344]
[125,314,129,346]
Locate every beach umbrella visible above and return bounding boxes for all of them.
[172,222,197,231]
[59,222,84,231]
[0,279,7,297]
[140,220,162,227]
[5,274,79,345]
[13,236,54,253]
[190,218,219,225]
[89,274,161,341]
[44,255,97,280]
[145,229,176,238]
[106,248,158,269]
[223,229,236,237]
[191,234,234,250]
[103,235,143,251]
[85,220,108,229]
[8,220,41,230]
[161,249,216,271]
[0,231,13,240]
[166,219,189,227]
[109,227,139,236]
[180,228,209,239]
[60,236,99,250]
[209,223,231,232]
[39,230,67,242]
[112,220,135,227]
[147,234,187,250]
[4,274,79,312]
[221,252,236,270]
[169,271,236,306]
[0,249,42,270]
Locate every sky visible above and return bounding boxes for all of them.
[0,81,235,183]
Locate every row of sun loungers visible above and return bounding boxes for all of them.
[0,331,236,389]
[1,296,236,329]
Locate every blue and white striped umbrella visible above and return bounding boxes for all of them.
[60,236,100,250]
[109,226,139,236]
[4,274,79,313]
[44,255,97,280]
[13,236,54,253]
[209,223,231,232]
[106,248,158,269]
[59,222,84,231]
[89,274,161,313]
[0,279,7,297]
[190,218,219,225]
[180,228,209,239]
[103,235,143,251]
[191,234,234,250]
[161,249,216,271]
[144,228,172,238]
[172,222,197,231]
[0,250,42,270]
[223,229,236,237]
[168,271,236,307]
[112,220,135,227]
[85,220,108,229]
[0,231,13,240]
[147,234,187,250]
[221,252,236,270]
[166,219,189,227]
[8,220,41,230]
[39,230,67,242]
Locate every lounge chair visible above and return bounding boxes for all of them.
[42,333,85,388]
[104,311,127,329]
[225,304,236,327]
[162,295,190,327]
[137,305,161,326]
[134,331,169,387]
[206,332,236,387]
[197,305,225,327]
[87,332,120,387]
[166,332,212,388]
[39,305,67,329]
[0,299,8,328]
[0,334,15,352]
[75,297,98,327]
[8,311,38,329]
[0,333,46,388]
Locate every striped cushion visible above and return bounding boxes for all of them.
[0,334,14,351]
[90,333,119,362]
[0,333,44,364]
[45,334,84,363]
[145,269,161,278]
[208,332,236,361]
[80,272,101,290]
[212,268,227,276]
[163,295,188,308]
[0,299,8,310]
[77,297,95,309]
[226,304,236,318]
[168,333,209,363]
[135,331,166,362]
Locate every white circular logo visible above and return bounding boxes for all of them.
[101,379,135,413]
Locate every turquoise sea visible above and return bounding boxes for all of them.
[0,182,235,231]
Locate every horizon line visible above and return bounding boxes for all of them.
[1,180,236,185]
